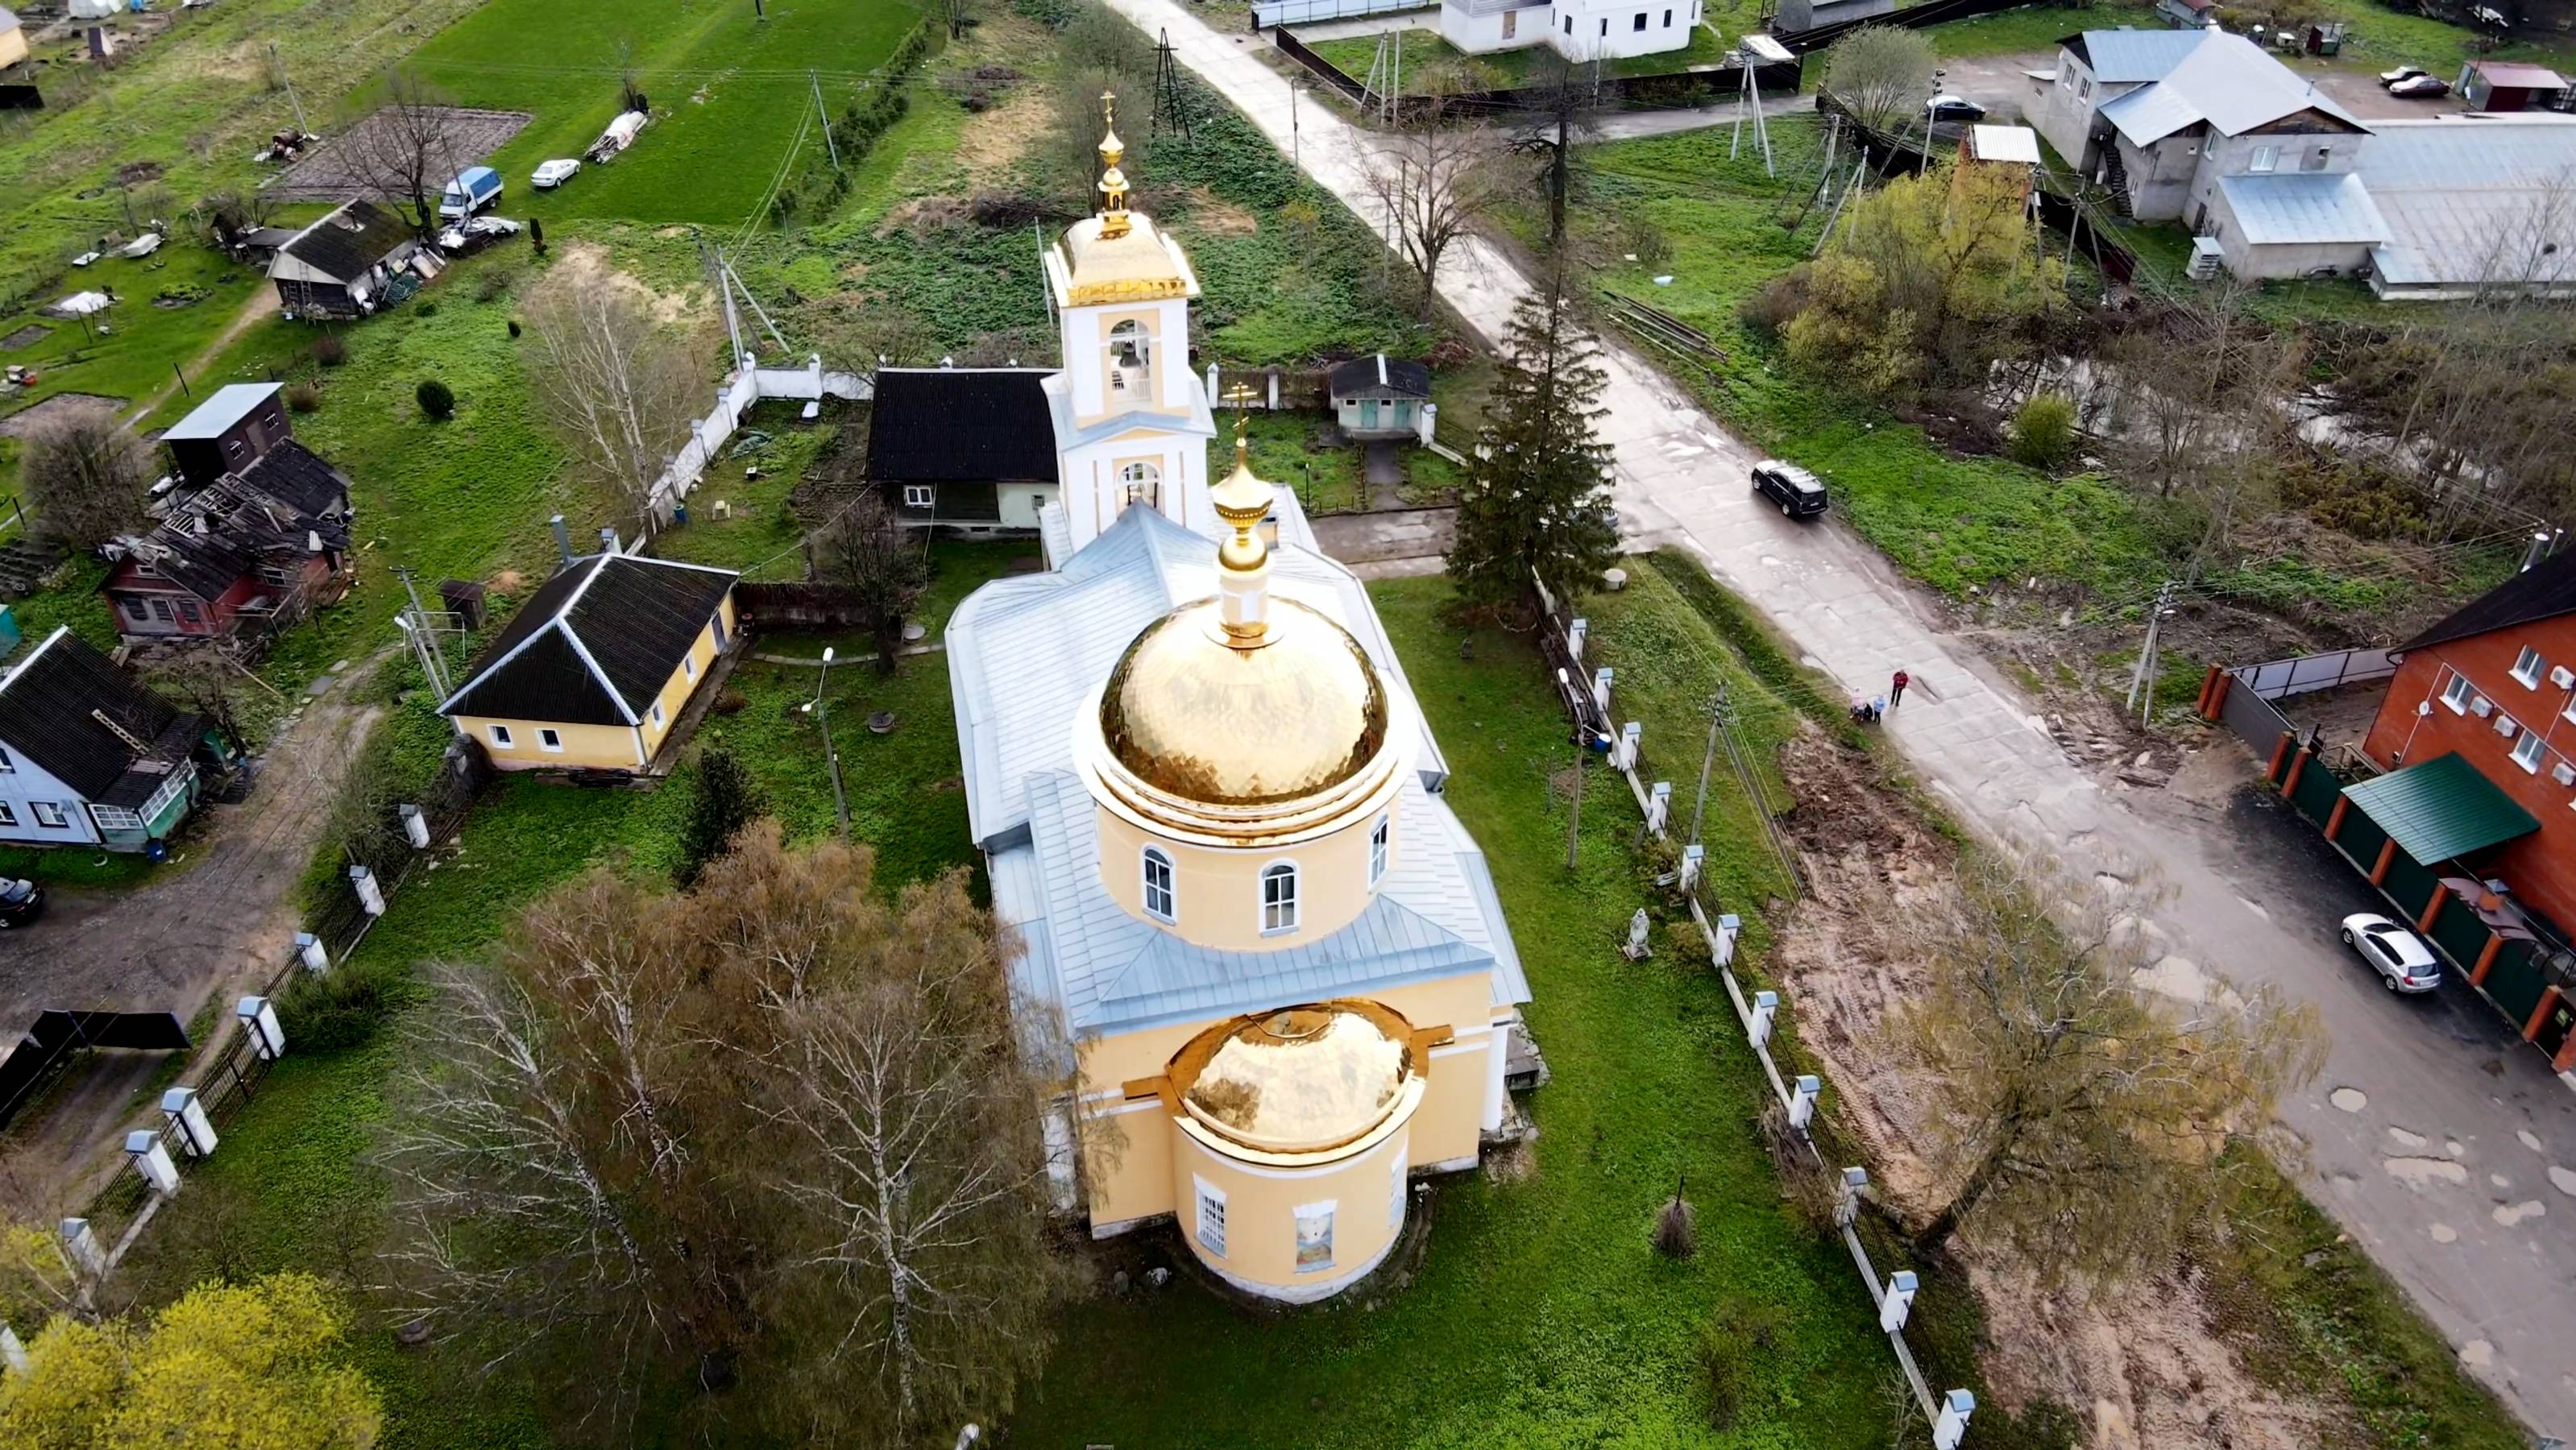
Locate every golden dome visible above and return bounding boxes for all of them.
[1173,1001,1420,1154]
[1057,213,1197,306]
[1101,599,1388,808]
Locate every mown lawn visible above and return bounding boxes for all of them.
[1007,574,1889,1449]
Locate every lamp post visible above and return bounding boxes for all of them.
[800,646,850,840]
[1559,669,1588,872]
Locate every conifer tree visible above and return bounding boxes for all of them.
[1446,263,1620,615]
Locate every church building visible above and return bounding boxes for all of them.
[945,103,1533,1303]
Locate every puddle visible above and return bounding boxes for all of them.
[2383,1156,2470,1187]
[2550,1165,2576,1197]
[2460,1339,2495,1369]
[2491,1174,2512,1188]
[2491,1199,2546,1227]
[2330,1088,2369,1113]
[2429,1222,2458,1243]
[2387,1126,2428,1150]
[2520,1129,2546,1152]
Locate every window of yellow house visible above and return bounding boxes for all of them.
[682,655,698,682]
[539,728,564,752]
[649,702,666,727]
[1293,1201,1335,1273]
[488,724,514,748]
[1194,1177,1228,1257]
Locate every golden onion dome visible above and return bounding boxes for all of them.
[1101,599,1388,808]
[1175,1002,1419,1154]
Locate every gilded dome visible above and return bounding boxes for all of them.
[1176,1002,1418,1154]
[1100,598,1388,808]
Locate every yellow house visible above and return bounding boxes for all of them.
[0,10,27,74]
[439,551,740,772]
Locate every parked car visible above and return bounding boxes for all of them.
[531,158,581,189]
[2389,73,2452,98]
[1927,95,1987,122]
[438,165,504,220]
[1752,460,1828,518]
[0,877,44,929]
[2339,913,2443,992]
[2379,64,2428,85]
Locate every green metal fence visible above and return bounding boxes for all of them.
[2333,810,2389,879]
[2289,756,2344,827]
[2483,940,2548,1025]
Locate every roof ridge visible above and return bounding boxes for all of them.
[552,615,638,722]
[0,626,71,698]
[435,556,606,712]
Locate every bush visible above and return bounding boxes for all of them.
[1652,1193,1698,1258]
[2008,392,2078,472]
[415,379,455,420]
[474,267,516,304]
[274,958,407,1053]
[284,383,321,413]
[1699,1299,1790,1431]
[1624,217,1673,272]
[310,332,347,367]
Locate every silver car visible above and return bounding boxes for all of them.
[2340,913,2442,993]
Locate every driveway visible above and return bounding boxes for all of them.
[1106,1,2576,1434]
[0,675,382,1213]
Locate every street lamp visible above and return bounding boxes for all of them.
[799,645,851,839]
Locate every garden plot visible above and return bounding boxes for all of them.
[265,106,533,202]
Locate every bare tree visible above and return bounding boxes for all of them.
[21,406,151,550]
[521,266,705,535]
[1366,106,1504,319]
[1820,25,1936,135]
[340,68,460,233]
[1511,53,1617,249]
[1889,856,2325,1287]
[818,495,928,674]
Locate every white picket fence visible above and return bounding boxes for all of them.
[1251,0,1430,27]
[645,353,873,519]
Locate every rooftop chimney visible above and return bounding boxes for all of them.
[599,526,621,556]
[550,514,570,565]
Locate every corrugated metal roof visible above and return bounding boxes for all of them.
[2099,31,2364,146]
[161,383,281,442]
[2218,172,2388,244]
[2068,27,2206,84]
[2342,752,2539,866]
[2470,61,2568,89]
[1969,125,2043,164]
[2356,116,2576,288]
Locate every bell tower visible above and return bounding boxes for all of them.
[1042,92,1219,558]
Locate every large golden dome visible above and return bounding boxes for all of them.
[1101,598,1388,808]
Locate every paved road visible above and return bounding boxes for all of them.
[1111,1,2576,1432]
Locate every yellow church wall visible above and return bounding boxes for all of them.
[1093,803,1396,953]
[1168,1111,1412,1295]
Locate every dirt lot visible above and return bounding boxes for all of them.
[267,106,532,203]
[1764,727,2337,1448]
[0,391,126,437]
[0,673,383,1216]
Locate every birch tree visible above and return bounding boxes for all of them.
[1890,856,2325,1287]
[521,267,704,534]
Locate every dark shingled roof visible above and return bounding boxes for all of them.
[1326,354,1432,400]
[441,554,737,727]
[865,369,1057,483]
[2397,551,2576,656]
[0,629,197,802]
[120,528,256,602]
[234,439,352,523]
[278,200,413,284]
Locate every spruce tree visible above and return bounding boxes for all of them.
[1446,263,1620,615]
[675,747,762,887]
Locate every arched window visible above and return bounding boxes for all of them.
[1105,318,1152,398]
[1122,461,1161,510]
[1260,863,1300,934]
[1369,814,1389,886]
[1142,847,1176,922]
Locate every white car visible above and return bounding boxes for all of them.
[2380,64,2428,86]
[531,158,581,190]
[2339,914,2443,993]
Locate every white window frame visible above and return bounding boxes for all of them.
[488,723,516,748]
[538,727,565,752]
[1292,1199,1336,1274]
[1194,1176,1228,1257]
[682,654,697,682]
[1369,814,1389,886]
[1259,861,1300,935]
[2513,731,2545,773]
[0,802,15,826]
[0,746,13,773]
[2249,144,2278,173]
[31,802,68,830]
[902,483,935,509]
[1142,847,1176,923]
[2441,673,2473,714]
[1389,1150,1408,1228]
[2512,645,2545,688]
[649,702,666,727]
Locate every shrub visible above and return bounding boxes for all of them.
[2008,392,2078,472]
[310,332,347,367]
[507,317,521,338]
[1624,217,1673,272]
[675,748,764,887]
[414,300,438,317]
[284,383,321,413]
[474,267,515,304]
[1652,1192,1698,1258]
[416,379,455,420]
[1699,1299,1790,1431]
[274,958,406,1053]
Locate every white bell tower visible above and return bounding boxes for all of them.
[1041,92,1218,558]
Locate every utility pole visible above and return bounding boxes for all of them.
[1689,683,1724,846]
[1291,77,1299,168]
[811,72,840,170]
[1566,735,1587,872]
[391,566,450,699]
[268,43,309,135]
[803,648,851,840]
[2126,580,2175,722]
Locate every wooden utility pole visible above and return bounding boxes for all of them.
[268,42,309,135]
[811,71,840,169]
[1689,683,1724,845]
[1565,740,1587,872]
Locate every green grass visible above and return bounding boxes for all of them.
[0,239,272,420]
[1243,411,1363,513]
[1308,21,1732,95]
[649,404,836,580]
[1929,4,2113,57]
[1008,575,1889,1449]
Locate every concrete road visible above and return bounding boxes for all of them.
[1107,1,2576,1432]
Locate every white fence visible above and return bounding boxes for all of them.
[1253,0,1431,27]
[644,354,873,519]
[2231,646,2396,702]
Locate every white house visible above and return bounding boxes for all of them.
[1440,0,1703,63]
[0,628,204,852]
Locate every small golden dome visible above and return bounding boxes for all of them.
[1175,1001,1419,1154]
[1101,598,1388,808]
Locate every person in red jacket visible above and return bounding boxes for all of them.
[1890,669,1910,708]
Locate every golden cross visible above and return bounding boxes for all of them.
[1223,383,1257,446]
[1101,90,1117,129]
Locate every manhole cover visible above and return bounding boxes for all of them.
[867,711,898,735]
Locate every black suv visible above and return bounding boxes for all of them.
[1752,460,1827,518]
[0,878,44,930]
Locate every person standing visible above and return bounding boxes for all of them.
[1890,669,1910,708]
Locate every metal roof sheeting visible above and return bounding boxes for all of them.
[2342,753,2539,867]
[1968,124,2043,164]
[2356,116,2576,288]
[2098,31,2364,146]
[161,383,281,442]
[2218,172,2389,244]
[2067,27,2206,84]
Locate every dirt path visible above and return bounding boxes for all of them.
[131,284,284,426]
[0,667,384,1216]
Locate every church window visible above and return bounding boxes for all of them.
[1143,847,1176,922]
[1389,1150,1408,1228]
[1260,862,1300,934]
[1122,462,1162,509]
[1369,815,1389,885]
[1293,1201,1335,1273]
[1195,1178,1228,1257]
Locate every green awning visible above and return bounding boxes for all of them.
[2342,752,2540,865]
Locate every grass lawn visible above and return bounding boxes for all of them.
[0,241,272,420]
[1242,410,1364,513]
[1930,4,2113,57]
[647,403,838,580]
[1008,574,1890,1448]
[1307,21,1731,95]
